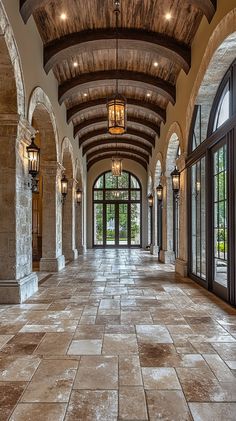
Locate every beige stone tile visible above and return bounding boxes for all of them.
[9,403,67,421]
[0,355,41,381]
[35,333,73,355]
[189,402,236,421]
[119,355,142,386]
[74,355,118,389]
[20,320,77,333]
[136,324,173,343]
[0,335,13,350]
[105,324,135,334]
[21,359,78,402]
[121,311,153,324]
[212,343,236,360]
[102,334,138,354]
[203,354,236,382]
[119,387,148,420]
[74,325,104,340]
[142,367,181,390]
[146,390,191,420]
[0,381,27,421]
[65,390,118,420]
[67,339,102,355]
[0,333,45,355]
[225,360,236,369]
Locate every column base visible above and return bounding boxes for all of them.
[40,255,65,272]
[159,250,176,264]
[0,273,38,304]
[77,245,86,254]
[64,249,78,261]
[175,258,188,277]
[150,245,159,256]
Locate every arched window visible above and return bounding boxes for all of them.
[187,59,236,305]
[93,171,142,247]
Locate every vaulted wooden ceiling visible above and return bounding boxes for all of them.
[20,0,217,171]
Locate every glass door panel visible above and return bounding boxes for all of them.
[106,204,115,245]
[213,143,228,293]
[94,203,103,245]
[118,204,128,245]
[131,203,141,245]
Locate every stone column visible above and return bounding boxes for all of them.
[175,154,188,277]
[159,174,175,263]
[62,178,78,261]
[0,115,38,303]
[76,197,84,253]
[150,193,159,255]
[40,162,65,272]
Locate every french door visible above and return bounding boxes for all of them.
[105,203,128,246]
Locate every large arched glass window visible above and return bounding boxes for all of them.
[188,59,236,305]
[93,171,142,247]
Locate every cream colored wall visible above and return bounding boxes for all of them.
[2,0,83,169]
[87,159,148,249]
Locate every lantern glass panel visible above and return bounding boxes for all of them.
[108,96,126,135]
[111,158,122,177]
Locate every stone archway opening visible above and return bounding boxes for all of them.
[62,145,78,261]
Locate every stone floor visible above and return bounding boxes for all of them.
[1,249,236,420]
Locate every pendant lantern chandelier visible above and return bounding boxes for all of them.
[107,0,127,135]
[111,155,123,177]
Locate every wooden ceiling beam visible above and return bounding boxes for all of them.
[67,97,166,124]
[87,147,149,163]
[78,127,155,147]
[74,116,160,137]
[58,70,176,105]
[44,28,191,74]
[82,138,152,156]
[87,153,147,171]
[20,0,217,25]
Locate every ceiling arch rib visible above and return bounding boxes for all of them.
[87,153,147,171]
[44,28,191,74]
[82,138,152,156]
[79,128,155,148]
[75,115,160,136]
[58,70,176,105]
[20,0,217,25]
[67,97,166,124]
[87,147,149,163]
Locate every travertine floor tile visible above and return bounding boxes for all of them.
[119,386,148,420]
[0,355,41,381]
[67,339,102,355]
[65,390,118,420]
[9,403,67,421]
[21,359,78,402]
[35,333,73,355]
[142,367,181,389]
[119,355,143,386]
[136,324,173,344]
[146,390,192,421]
[189,402,236,421]
[0,382,26,421]
[102,334,138,354]
[74,355,118,389]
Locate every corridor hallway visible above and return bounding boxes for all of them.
[0,250,236,420]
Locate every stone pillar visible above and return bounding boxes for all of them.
[0,115,38,303]
[62,178,78,261]
[175,154,188,277]
[159,175,175,263]
[40,162,65,272]
[76,197,84,253]
[150,193,159,255]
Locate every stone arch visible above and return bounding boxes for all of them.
[0,0,25,116]
[154,154,163,187]
[186,8,236,147]
[61,137,78,261]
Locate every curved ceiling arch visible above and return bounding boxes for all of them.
[67,97,166,123]
[87,152,148,171]
[20,0,217,24]
[44,28,191,74]
[79,127,155,147]
[58,70,176,105]
[82,138,152,156]
[87,147,149,163]
[74,116,159,137]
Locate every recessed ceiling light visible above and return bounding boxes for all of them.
[83,93,88,97]
[165,12,172,21]
[60,13,67,21]
[153,62,158,67]
[146,93,151,97]
[73,61,78,67]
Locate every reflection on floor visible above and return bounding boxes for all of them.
[0,249,236,420]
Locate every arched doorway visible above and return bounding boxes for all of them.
[93,171,141,247]
[188,38,236,305]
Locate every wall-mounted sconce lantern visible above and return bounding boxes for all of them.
[76,188,82,204]
[148,194,154,207]
[61,174,68,204]
[171,167,180,194]
[27,135,40,192]
[156,184,163,201]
